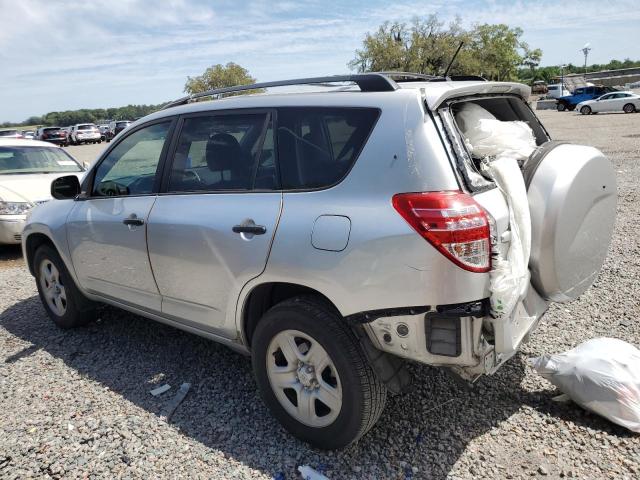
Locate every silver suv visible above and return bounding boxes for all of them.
[22,73,616,449]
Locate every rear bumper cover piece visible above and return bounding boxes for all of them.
[362,287,549,379]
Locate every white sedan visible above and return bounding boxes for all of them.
[0,139,86,244]
[577,91,640,115]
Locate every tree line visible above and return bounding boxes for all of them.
[2,104,164,129]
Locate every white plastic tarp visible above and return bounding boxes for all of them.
[455,102,536,318]
[530,338,640,433]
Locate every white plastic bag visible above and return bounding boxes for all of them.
[455,103,536,160]
[530,338,640,432]
[482,156,531,317]
[455,102,534,317]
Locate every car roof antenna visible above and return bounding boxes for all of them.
[443,41,464,78]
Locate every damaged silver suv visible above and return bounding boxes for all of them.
[22,73,616,449]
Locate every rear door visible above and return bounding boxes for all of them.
[67,120,174,312]
[147,110,281,337]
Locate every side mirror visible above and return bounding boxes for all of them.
[51,175,81,200]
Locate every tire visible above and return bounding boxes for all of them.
[568,105,576,111]
[252,295,386,449]
[34,245,96,329]
[556,102,566,112]
[580,105,592,115]
[623,103,636,114]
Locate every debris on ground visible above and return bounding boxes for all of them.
[298,465,330,480]
[150,384,171,396]
[530,337,640,432]
[161,382,191,422]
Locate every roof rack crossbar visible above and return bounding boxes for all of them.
[162,73,398,110]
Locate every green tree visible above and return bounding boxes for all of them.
[184,62,257,95]
[349,15,541,82]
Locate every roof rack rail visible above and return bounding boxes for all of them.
[376,71,439,82]
[162,73,398,110]
[426,75,487,82]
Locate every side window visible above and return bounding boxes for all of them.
[92,122,171,197]
[168,113,271,192]
[276,107,379,189]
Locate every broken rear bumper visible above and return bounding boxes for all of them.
[362,284,549,380]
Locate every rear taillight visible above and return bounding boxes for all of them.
[392,191,491,273]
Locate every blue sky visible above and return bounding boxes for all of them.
[1,0,639,122]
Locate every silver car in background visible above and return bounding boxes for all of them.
[21,73,616,449]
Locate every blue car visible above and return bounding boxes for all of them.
[557,85,617,111]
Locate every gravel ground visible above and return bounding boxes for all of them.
[1,110,639,479]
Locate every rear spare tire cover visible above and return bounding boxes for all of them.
[526,143,616,302]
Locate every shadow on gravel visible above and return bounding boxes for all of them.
[1,295,617,479]
[0,245,23,264]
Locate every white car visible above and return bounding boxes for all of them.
[546,84,570,99]
[0,139,85,244]
[70,123,102,145]
[576,91,640,115]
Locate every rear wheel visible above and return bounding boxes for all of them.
[580,105,592,115]
[623,103,636,113]
[252,296,386,449]
[34,245,96,328]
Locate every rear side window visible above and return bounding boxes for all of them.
[168,113,271,192]
[277,107,379,190]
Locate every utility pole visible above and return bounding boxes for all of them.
[581,43,591,74]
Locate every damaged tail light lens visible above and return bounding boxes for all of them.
[392,191,491,273]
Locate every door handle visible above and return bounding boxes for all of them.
[123,214,144,226]
[232,224,266,235]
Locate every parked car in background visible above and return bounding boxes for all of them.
[577,91,640,115]
[0,138,85,244]
[35,127,68,146]
[98,125,110,141]
[556,85,616,111]
[0,129,24,139]
[21,73,617,449]
[546,84,570,99]
[107,120,132,141]
[21,130,35,140]
[531,80,547,94]
[70,124,102,145]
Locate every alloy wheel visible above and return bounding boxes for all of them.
[39,259,67,316]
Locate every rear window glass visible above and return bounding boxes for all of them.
[116,122,130,128]
[78,125,94,130]
[277,107,379,190]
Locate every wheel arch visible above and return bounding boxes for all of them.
[24,232,57,276]
[241,282,342,349]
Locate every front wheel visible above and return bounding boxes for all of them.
[34,245,96,328]
[252,296,386,449]
[557,102,566,112]
[580,105,592,115]
[623,103,636,113]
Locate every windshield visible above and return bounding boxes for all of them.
[0,130,19,136]
[0,146,82,174]
[116,122,130,128]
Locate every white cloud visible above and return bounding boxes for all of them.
[0,0,638,121]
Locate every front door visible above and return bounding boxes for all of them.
[147,111,281,337]
[67,120,174,312]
